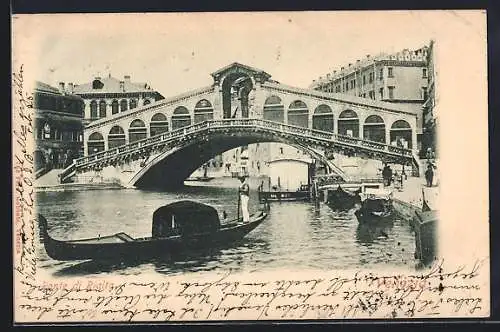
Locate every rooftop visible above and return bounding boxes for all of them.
[210,62,272,81]
[72,74,160,95]
[34,81,62,95]
[310,44,430,88]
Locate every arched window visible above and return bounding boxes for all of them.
[390,120,412,148]
[194,99,214,123]
[111,100,119,115]
[338,109,359,137]
[143,99,151,106]
[108,126,126,148]
[92,79,104,89]
[263,95,284,123]
[120,99,128,112]
[129,99,137,109]
[150,113,169,136]
[128,119,147,143]
[87,132,105,155]
[287,100,309,128]
[363,115,386,143]
[99,100,107,118]
[90,100,98,119]
[312,104,334,132]
[171,106,191,130]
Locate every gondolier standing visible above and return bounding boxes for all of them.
[239,176,250,223]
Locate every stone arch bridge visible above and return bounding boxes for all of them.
[61,63,419,189]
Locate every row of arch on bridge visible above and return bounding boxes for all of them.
[86,96,413,154]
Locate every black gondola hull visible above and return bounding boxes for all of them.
[354,208,395,224]
[38,212,267,261]
[325,186,362,211]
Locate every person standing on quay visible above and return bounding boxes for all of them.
[425,164,434,187]
[238,176,250,223]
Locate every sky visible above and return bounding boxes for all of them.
[11,10,481,97]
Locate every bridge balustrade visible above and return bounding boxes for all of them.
[73,118,415,172]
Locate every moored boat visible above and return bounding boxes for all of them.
[325,185,362,211]
[354,188,395,224]
[185,176,215,182]
[413,189,438,264]
[258,184,311,202]
[38,200,267,261]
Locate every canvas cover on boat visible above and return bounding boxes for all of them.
[152,200,221,238]
[364,188,393,200]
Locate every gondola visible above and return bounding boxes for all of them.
[412,189,438,264]
[38,200,267,261]
[354,188,395,224]
[325,185,362,211]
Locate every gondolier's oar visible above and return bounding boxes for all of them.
[237,191,241,222]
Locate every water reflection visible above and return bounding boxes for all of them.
[36,178,419,276]
[356,222,393,245]
[51,237,272,277]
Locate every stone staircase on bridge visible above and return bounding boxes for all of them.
[59,118,420,185]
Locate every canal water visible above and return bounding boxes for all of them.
[35,177,419,277]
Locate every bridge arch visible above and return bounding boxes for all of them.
[194,99,214,123]
[90,100,98,119]
[287,100,309,128]
[129,99,138,110]
[129,119,147,143]
[338,109,359,137]
[390,119,412,148]
[263,95,284,123]
[312,104,334,132]
[128,124,347,189]
[111,100,119,115]
[108,125,126,148]
[363,115,385,143]
[87,132,105,155]
[171,106,192,130]
[99,100,107,118]
[221,73,254,119]
[150,113,169,136]
[120,99,128,112]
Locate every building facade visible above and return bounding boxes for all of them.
[62,74,164,124]
[422,40,438,157]
[310,45,430,152]
[34,81,85,172]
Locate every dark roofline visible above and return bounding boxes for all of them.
[34,81,61,95]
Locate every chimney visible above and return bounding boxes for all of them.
[348,63,352,67]
[68,82,74,94]
[333,70,337,74]
[58,82,65,94]
[356,59,360,64]
[366,54,371,58]
[341,67,344,71]
[124,75,131,82]
[119,80,125,92]
[326,73,331,79]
